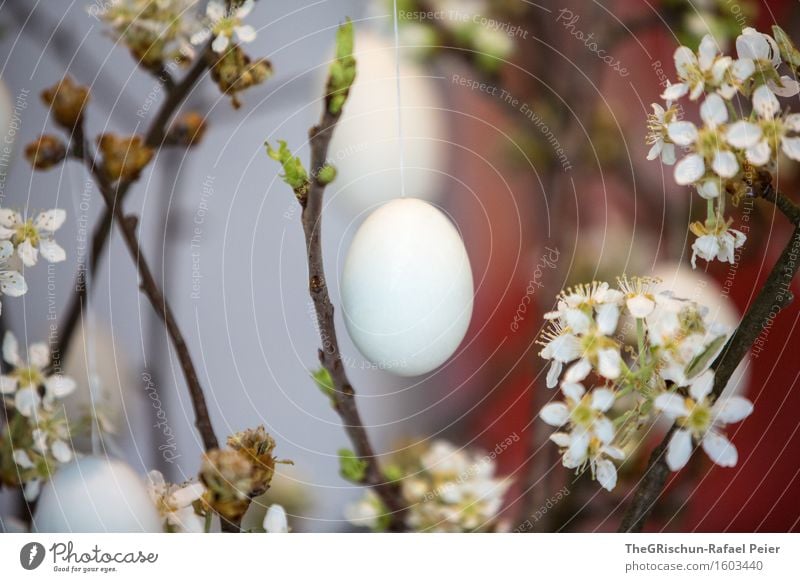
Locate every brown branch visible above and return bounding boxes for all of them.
[54,43,215,368]
[299,106,407,532]
[70,132,219,452]
[618,189,800,532]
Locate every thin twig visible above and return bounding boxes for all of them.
[618,190,800,532]
[299,105,408,532]
[70,133,219,452]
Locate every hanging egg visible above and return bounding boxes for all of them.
[34,456,162,532]
[341,198,473,376]
[325,31,446,216]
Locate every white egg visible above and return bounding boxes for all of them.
[326,32,446,215]
[34,456,162,532]
[652,262,749,397]
[341,198,473,376]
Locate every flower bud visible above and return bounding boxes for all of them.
[96,134,154,183]
[25,135,67,170]
[166,112,207,147]
[41,77,89,129]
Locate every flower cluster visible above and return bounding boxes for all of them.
[346,440,511,532]
[647,27,800,267]
[0,332,77,500]
[538,277,753,490]
[99,0,200,69]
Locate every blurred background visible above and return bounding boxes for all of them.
[1,0,799,532]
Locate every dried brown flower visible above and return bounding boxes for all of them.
[166,112,207,147]
[25,135,67,170]
[96,134,154,183]
[41,76,90,129]
[209,46,272,109]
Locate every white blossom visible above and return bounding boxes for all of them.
[540,382,619,487]
[645,103,677,165]
[147,470,206,533]
[736,27,800,98]
[191,0,256,54]
[346,440,511,532]
[0,331,76,416]
[539,282,624,388]
[654,370,753,471]
[0,209,66,267]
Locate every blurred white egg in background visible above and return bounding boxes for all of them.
[325,31,447,216]
[34,456,161,532]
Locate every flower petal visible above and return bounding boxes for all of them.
[654,392,690,418]
[593,415,614,444]
[712,396,754,424]
[234,24,256,44]
[666,428,693,471]
[667,121,698,146]
[753,84,780,119]
[674,154,705,185]
[561,380,585,402]
[539,402,570,426]
[568,428,590,461]
[211,34,229,54]
[34,209,66,232]
[13,449,34,469]
[2,331,21,367]
[39,239,66,263]
[263,504,289,533]
[768,75,800,98]
[595,303,619,335]
[702,431,738,467]
[14,387,41,417]
[28,342,50,369]
[51,440,73,463]
[596,348,621,380]
[595,458,618,491]
[627,294,655,318]
[746,140,771,166]
[726,121,762,148]
[17,239,38,267]
[689,369,715,401]
[781,137,800,161]
[546,360,562,389]
[700,94,728,127]
[712,150,738,178]
[591,388,616,413]
[564,359,591,383]
[0,270,27,297]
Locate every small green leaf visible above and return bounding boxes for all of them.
[685,334,727,380]
[326,18,357,115]
[383,463,403,483]
[772,26,800,69]
[265,140,309,193]
[338,448,368,482]
[311,367,335,399]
